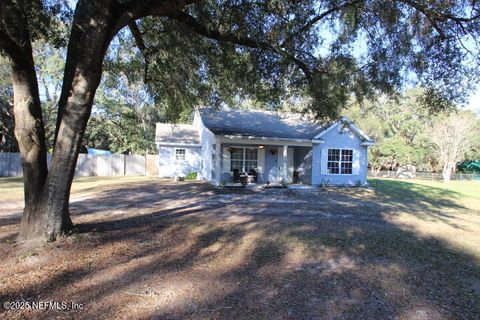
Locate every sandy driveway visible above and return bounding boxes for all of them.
[0,178,479,319]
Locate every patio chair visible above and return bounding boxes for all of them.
[232,169,240,183]
[248,168,258,183]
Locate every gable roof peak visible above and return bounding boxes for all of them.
[313,117,374,143]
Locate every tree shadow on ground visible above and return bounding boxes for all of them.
[0,180,479,319]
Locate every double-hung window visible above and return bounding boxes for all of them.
[327,149,353,174]
[230,148,244,171]
[230,147,258,172]
[175,148,186,161]
[244,148,258,171]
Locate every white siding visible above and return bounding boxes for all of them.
[195,111,215,181]
[312,124,368,186]
[157,146,202,178]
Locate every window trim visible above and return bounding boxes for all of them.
[326,148,354,175]
[174,148,186,161]
[229,146,259,173]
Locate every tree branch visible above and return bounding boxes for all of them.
[399,0,450,38]
[165,11,315,82]
[128,21,148,53]
[400,0,480,22]
[0,30,34,68]
[399,0,480,39]
[128,21,153,83]
[284,0,364,44]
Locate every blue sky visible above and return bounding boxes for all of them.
[466,90,480,113]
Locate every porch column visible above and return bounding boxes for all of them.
[215,140,222,185]
[282,145,288,181]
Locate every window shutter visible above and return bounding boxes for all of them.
[320,148,328,174]
[257,148,265,173]
[222,147,231,173]
[352,149,360,175]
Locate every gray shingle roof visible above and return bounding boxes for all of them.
[199,108,327,140]
[155,124,201,145]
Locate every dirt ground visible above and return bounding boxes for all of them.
[0,177,479,319]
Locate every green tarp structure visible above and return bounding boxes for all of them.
[458,160,480,174]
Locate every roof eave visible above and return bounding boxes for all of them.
[361,141,375,146]
[223,134,307,142]
[155,142,202,147]
[222,134,323,144]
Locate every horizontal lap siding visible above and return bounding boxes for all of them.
[199,123,215,181]
[311,145,322,185]
[157,146,202,178]
[312,125,368,186]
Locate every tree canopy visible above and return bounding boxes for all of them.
[125,0,480,120]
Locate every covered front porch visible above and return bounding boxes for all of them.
[213,135,320,186]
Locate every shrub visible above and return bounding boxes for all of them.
[185,172,197,180]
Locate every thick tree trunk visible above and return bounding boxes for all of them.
[39,1,121,240]
[13,58,51,239]
[38,0,197,241]
[13,58,52,240]
[0,1,50,240]
[12,58,47,204]
[3,0,116,241]
[4,0,197,241]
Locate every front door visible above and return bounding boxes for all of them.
[264,147,294,183]
[264,147,279,183]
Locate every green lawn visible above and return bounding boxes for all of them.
[369,177,480,211]
[367,177,480,260]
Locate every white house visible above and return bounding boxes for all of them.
[155,108,374,186]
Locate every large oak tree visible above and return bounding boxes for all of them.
[0,0,479,241]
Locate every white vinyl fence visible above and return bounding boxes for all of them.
[0,153,159,177]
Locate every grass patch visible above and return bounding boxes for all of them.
[369,177,480,210]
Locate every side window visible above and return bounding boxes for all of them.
[340,149,353,174]
[244,148,258,172]
[230,147,243,171]
[327,149,353,174]
[327,149,340,174]
[175,148,186,161]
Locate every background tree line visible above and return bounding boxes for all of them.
[344,88,480,180]
[0,37,171,155]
